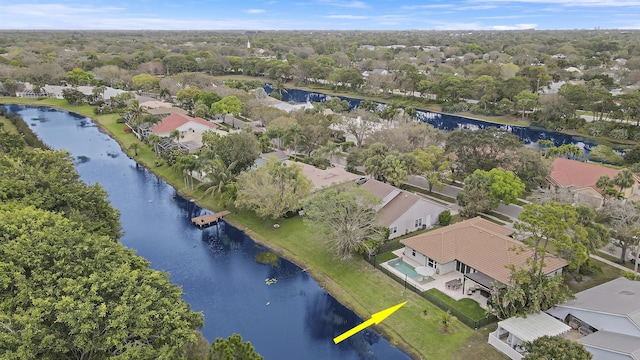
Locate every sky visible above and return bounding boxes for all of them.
[1,0,640,31]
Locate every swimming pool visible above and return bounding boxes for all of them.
[390,259,420,279]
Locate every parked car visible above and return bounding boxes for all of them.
[629,251,640,264]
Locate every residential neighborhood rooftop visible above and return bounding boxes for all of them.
[151,113,216,134]
[284,161,360,191]
[401,217,567,285]
[548,158,631,193]
[578,331,640,360]
[498,312,571,343]
[557,277,640,325]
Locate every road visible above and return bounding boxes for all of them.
[406,175,524,220]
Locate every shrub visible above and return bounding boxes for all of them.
[438,210,452,226]
[341,141,355,152]
[255,252,279,266]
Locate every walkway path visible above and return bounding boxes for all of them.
[406,175,524,221]
[589,254,633,272]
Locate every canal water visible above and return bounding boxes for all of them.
[3,104,411,360]
[264,84,600,153]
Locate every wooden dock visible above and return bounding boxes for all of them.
[191,211,231,228]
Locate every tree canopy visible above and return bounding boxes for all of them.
[234,157,312,219]
[301,183,382,259]
[522,335,592,360]
[0,148,121,239]
[459,168,525,217]
[0,203,203,359]
[207,334,263,360]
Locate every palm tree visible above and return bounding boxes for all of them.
[597,175,624,205]
[596,175,614,192]
[439,311,454,333]
[146,133,162,157]
[169,129,183,144]
[315,141,344,164]
[124,100,149,131]
[614,169,635,195]
[128,142,140,156]
[283,123,305,157]
[173,155,198,190]
[273,79,288,98]
[159,87,171,102]
[198,156,238,199]
[92,85,106,102]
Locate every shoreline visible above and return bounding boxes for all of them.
[1,98,427,359]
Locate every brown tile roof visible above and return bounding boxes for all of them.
[400,217,566,285]
[151,113,216,134]
[285,161,360,191]
[548,158,631,193]
[147,107,188,116]
[376,192,421,227]
[361,178,396,200]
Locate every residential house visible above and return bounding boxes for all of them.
[360,178,448,240]
[362,68,389,77]
[150,113,219,153]
[547,158,640,207]
[400,217,567,290]
[488,312,571,360]
[286,161,361,192]
[547,277,640,360]
[40,85,127,103]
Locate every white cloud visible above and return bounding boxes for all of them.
[325,14,370,19]
[4,3,124,17]
[401,4,455,10]
[317,0,369,8]
[469,0,640,6]
[245,9,266,14]
[491,23,538,29]
[454,5,497,10]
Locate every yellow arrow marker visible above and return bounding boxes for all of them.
[333,301,407,344]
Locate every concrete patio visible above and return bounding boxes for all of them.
[380,249,490,309]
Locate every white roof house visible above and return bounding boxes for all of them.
[488,312,571,360]
[547,277,640,360]
[579,331,640,360]
[360,178,448,239]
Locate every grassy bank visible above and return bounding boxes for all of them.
[1,97,506,359]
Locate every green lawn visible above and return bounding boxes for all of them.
[567,258,625,293]
[426,289,488,320]
[0,115,19,134]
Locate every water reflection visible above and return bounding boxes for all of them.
[264,85,603,152]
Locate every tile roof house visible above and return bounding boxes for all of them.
[360,178,449,240]
[547,277,640,360]
[285,161,361,191]
[547,158,640,207]
[400,217,567,287]
[150,113,219,153]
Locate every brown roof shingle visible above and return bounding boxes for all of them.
[151,113,216,134]
[376,192,421,227]
[548,158,634,194]
[400,217,566,285]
